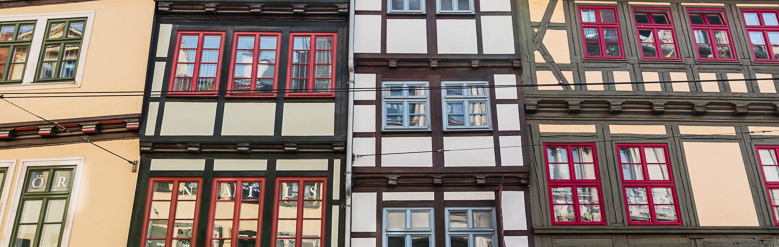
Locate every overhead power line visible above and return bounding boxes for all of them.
[0,77,777,98]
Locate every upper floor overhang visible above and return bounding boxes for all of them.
[156,0,349,15]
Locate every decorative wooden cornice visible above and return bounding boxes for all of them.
[352,172,529,187]
[355,56,521,70]
[157,1,348,15]
[139,141,347,153]
[0,114,141,149]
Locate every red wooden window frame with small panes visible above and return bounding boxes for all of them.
[208,178,265,246]
[286,33,337,97]
[140,178,203,247]
[578,6,625,60]
[755,146,779,225]
[687,8,738,62]
[741,9,779,63]
[227,32,281,97]
[615,144,681,225]
[544,143,606,226]
[632,7,682,61]
[272,178,327,247]
[168,31,225,96]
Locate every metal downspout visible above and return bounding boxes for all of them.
[345,0,356,246]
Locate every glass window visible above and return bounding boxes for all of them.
[35,18,85,81]
[11,167,75,247]
[545,143,605,225]
[445,208,496,247]
[756,146,779,225]
[741,10,779,62]
[442,82,490,129]
[384,208,433,247]
[287,33,337,96]
[383,81,430,130]
[617,144,681,225]
[0,21,34,83]
[140,178,202,247]
[228,33,281,96]
[273,179,326,247]
[438,0,473,13]
[169,31,225,95]
[578,6,624,59]
[688,9,736,61]
[389,0,425,13]
[632,8,680,60]
[209,178,265,247]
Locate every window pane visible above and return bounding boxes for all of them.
[765,13,779,26]
[67,21,84,38]
[655,205,677,222]
[387,236,404,247]
[581,10,596,23]
[411,211,429,228]
[409,102,426,115]
[303,182,322,200]
[450,236,468,247]
[763,166,779,182]
[153,182,174,200]
[586,42,601,56]
[178,182,198,200]
[657,30,673,43]
[26,170,49,192]
[49,22,65,39]
[553,205,574,222]
[457,0,470,11]
[59,61,77,78]
[698,44,713,58]
[622,164,644,180]
[470,113,488,126]
[644,147,666,163]
[583,28,598,41]
[601,10,615,23]
[651,187,674,204]
[411,236,430,247]
[235,50,253,63]
[39,224,62,247]
[260,36,277,49]
[176,201,196,219]
[634,14,650,24]
[278,201,298,219]
[20,200,43,223]
[628,205,651,222]
[314,65,331,78]
[619,147,640,163]
[744,13,760,25]
[0,25,13,41]
[302,219,321,237]
[449,211,467,228]
[689,14,704,24]
[447,102,464,114]
[694,30,709,44]
[771,189,779,205]
[548,164,570,180]
[215,201,234,219]
[180,35,198,48]
[750,32,766,45]
[203,35,221,49]
[147,220,167,238]
[15,225,37,246]
[448,115,465,127]
[242,182,261,200]
[440,0,453,10]
[551,187,573,204]
[408,0,421,10]
[647,164,669,180]
[573,163,596,179]
[277,220,297,237]
[572,147,593,163]
[390,0,403,10]
[755,46,770,59]
[717,45,732,58]
[45,199,67,222]
[662,44,676,57]
[707,14,723,25]
[241,201,260,218]
[51,170,72,192]
[217,182,236,200]
[473,211,492,228]
[276,239,295,247]
[579,205,602,222]
[387,211,406,228]
[759,149,778,165]
[577,187,600,204]
[713,31,729,44]
[605,43,621,56]
[547,147,568,163]
[315,37,332,50]
[303,201,322,218]
[19,24,33,40]
[625,188,648,204]
[172,220,193,238]
[652,14,669,24]
[768,32,779,45]
[641,43,657,57]
[605,29,621,42]
[237,36,255,49]
[638,30,653,42]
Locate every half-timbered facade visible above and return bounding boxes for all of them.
[349,0,531,245]
[518,0,779,246]
[128,1,349,247]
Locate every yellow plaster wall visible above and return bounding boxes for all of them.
[543,30,571,64]
[0,139,139,246]
[683,142,759,226]
[538,124,596,133]
[0,0,154,123]
[529,0,565,23]
[609,125,666,135]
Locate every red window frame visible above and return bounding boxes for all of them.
[756,146,779,225]
[741,9,779,63]
[168,31,226,96]
[227,32,282,97]
[544,143,606,226]
[578,6,625,60]
[687,8,738,62]
[615,144,681,225]
[272,178,328,247]
[140,178,203,247]
[208,178,266,247]
[286,33,337,97]
[632,7,682,61]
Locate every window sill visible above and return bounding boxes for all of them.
[436,12,476,15]
[0,80,79,91]
[387,12,427,15]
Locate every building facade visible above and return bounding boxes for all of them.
[0,0,154,246]
[518,0,779,246]
[127,1,349,247]
[348,0,531,245]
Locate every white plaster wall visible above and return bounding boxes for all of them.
[386,19,427,54]
[156,24,172,57]
[444,191,495,200]
[501,191,527,230]
[355,73,377,100]
[543,30,570,63]
[355,15,382,53]
[145,102,159,135]
[352,238,376,247]
[444,136,496,167]
[213,159,267,171]
[276,159,329,171]
[493,74,518,99]
[160,102,217,136]
[150,159,205,171]
[481,16,515,54]
[496,104,521,131]
[504,236,529,247]
[354,105,376,132]
[353,138,376,167]
[382,137,433,167]
[282,103,335,136]
[480,0,511,11]
[355,0,382,10]
[500,135,523,166]
[383,192,435,201]
[151,62,165,97]
[437,19,478,54]
[352,193,377,232]
[221,103,275,136]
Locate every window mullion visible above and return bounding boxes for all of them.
[307,36,316,92]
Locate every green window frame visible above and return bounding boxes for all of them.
[35,18,86,82]
[10,166,75,247]
[0,167,7,196]
[0,21,35,83]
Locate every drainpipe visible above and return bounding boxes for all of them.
[344,0,356,246]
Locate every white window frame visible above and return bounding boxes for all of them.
[442,81,491,130]
[436,0,474,14]
[388,0,426,14]
[0,11,94,91]
[0,157,84,247]
[383,207,435,247]
[0,160,17,230]
[444,207,498,247]
[382,81,431,131]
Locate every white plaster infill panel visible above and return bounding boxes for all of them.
[156,24,173,57]
[356,0,382,10]
[499,135,523,166]
[444,191,495,200]
[221,102,275,136]
[276,159,329,171]
[481,16,515,54]
[443,136,495,167]
[480,0,511,12]
[381,137,433,167]
[352,238,377,247]
[501,191,527,230]
[355,15,382,53]
[493,74,518,99]
[353,138,376,167]
[160,102,217,136]
[352,192,378,232]
[213,159,267,171]
[282,103,335,136]
[504,236,529,247]
[144,102,159,136]
[355,74,377,100]
[496,104,521,131]
[150,159,206,171]
[151,62,166,97]
[437,19,478,54]
[386,19,427,54]
[383,192,435,201]
[354,105,376,132]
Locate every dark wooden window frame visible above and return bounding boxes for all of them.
[686,8,738,62]
[577,5,626,60]
[140,177,203,247]
[208,177,266,246]
[740,9,779,63]
[271,178,328,247]
[10,166,75,247]
[227,32,282,97]
[756,146,779,225]
[544,143,606,226]
[34,18,86,82]
[285,33,337,97]
[615,143,682,226]
[631,7,682,61]
[167,31,226,96]
[0,21,35,83]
